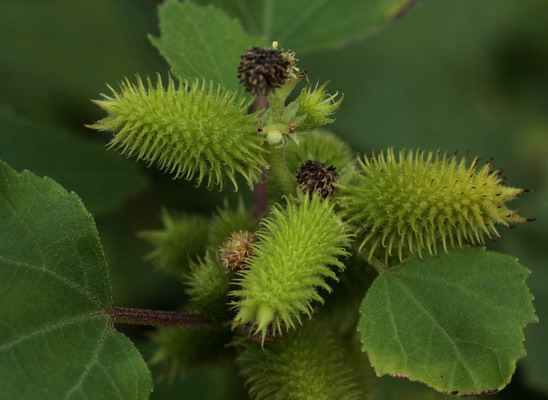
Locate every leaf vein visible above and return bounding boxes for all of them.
[390,275,481,390]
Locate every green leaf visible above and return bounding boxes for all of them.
[192,0,419,53]
[0,108,148,216]
[358,247,537,396]
[0,161,152,399]
[150,0,264,93]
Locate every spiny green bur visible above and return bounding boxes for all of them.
[284,129,353,173]
[88,75,266,189]
[231,195,351,339]
[151,324,232,380]
[236,322,363,400]
[293,83,342,132]
[185,251,230,321]
[340,149,527,263]
[139,209,209,277]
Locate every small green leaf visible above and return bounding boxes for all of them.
[0,161,152,399]
[358,247,537,396]
[0,107,148,216]
[150,0,264,93]
[192,0,419,53]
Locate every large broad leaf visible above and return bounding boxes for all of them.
[358,248,536,396]
[192,0,420,53]
[150,0,264,93]
[0,108,148,216]
[0,161,152,399]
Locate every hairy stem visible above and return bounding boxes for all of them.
[269,147,296,196]
[252,95,269,217]
[359,249,389,274]
[107,307,208,327]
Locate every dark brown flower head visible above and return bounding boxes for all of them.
[220,230,256,272]
[296,160,338,198]
[237,47,291,96]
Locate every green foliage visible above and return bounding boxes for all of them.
[0,161,151,399]
[185,252,231,321]
[192,0,420,54]
[340,149,527,263]
[0,0,161,124]
[284,129,354,173]
[0,107,147,216]
[236,321,363,400]
[231,195,351,340]
[151,325,233,380]
[358,248,537,396]
[140,210,210,277]
[150,0,265,94]
[2,1,543,399]
[88,76,267,189]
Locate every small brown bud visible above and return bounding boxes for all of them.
[219,230,256,271]
[237,47,291,96]
[296,160,338,198]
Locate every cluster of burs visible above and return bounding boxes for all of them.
[89,44,529,399]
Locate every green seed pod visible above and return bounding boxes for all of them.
[185,251,230,322]
[284,129,353,173]
[235,322,363,400]
[87,75,267,189]
[292,83,342,133]
[340,149,530,263]
[208,198,259,250]
[231,195,351,341]
[139,209,209,277]
[151,324,232,380]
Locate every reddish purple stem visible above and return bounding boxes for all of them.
[107,307,208,327]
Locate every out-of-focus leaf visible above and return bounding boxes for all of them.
[150,0,264,93]
[0,161,152,399]
[193,0,420,53]
[359,248,537,396]
[0,0,162,124]
[0,108,148,216]
[150,367,246,400]
[497,188,548,395]
[304,0,540,178]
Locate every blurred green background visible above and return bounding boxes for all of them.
[1,0,546,398]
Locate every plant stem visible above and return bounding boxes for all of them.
[359,249,389,274]
[107,307,208,327]
[269,147,295,196]
[252,95,269,217]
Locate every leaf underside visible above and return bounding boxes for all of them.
[0,161,152,400]
[358,247,537,396]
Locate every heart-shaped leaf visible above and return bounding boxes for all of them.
[0,161,152,399]
[358,247,537,396]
